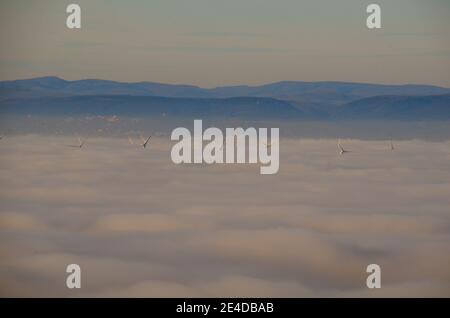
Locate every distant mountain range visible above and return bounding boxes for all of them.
[0,95,302,119]
[334,94,450,120]
[1,76,450,120]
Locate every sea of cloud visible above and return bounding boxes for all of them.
[0,135,449,297]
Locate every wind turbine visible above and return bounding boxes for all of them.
[68,136,87,148]
[338,139,349,155]
[140,135,152,149]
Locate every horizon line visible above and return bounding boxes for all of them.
[2,75,450,90]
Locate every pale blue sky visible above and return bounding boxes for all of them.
[1,0,449,87]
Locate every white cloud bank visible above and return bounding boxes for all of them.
[0,135,449,297]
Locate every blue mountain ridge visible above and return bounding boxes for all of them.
[1,77,449,120]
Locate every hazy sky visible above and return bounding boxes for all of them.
[1,0,449,87]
